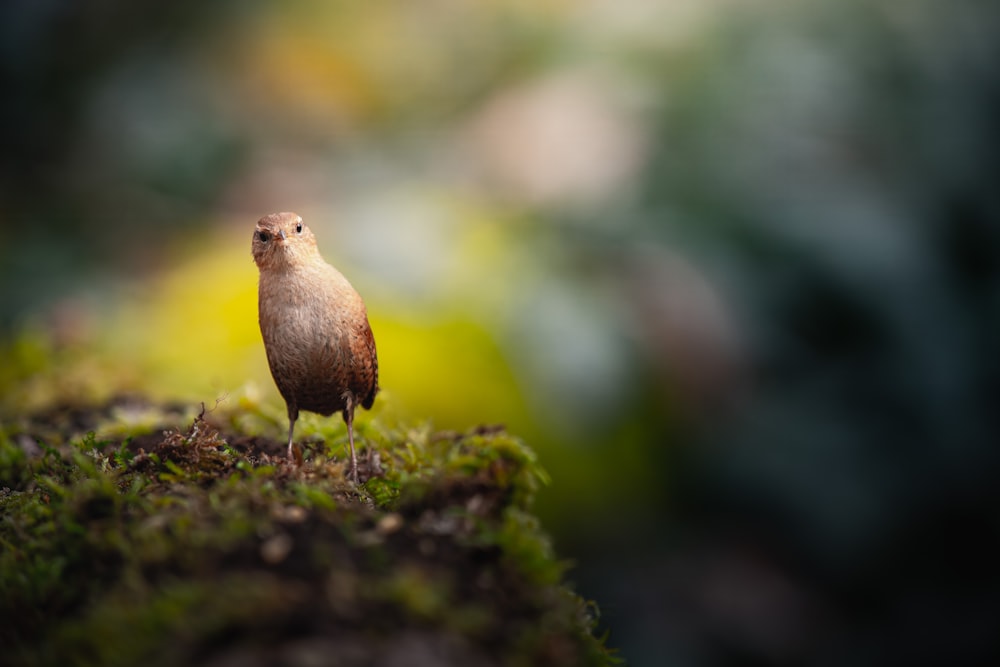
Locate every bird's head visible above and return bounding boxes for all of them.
[252,212,319,270]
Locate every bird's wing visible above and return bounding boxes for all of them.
[355,318,379,410]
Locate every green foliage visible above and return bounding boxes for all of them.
[0,400,617,666]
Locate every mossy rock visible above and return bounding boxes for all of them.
[0,397,618,667]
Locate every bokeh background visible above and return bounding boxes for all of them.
[2,0,999,664]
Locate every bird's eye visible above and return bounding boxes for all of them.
[295,223,303,234]
[258,231,270,242]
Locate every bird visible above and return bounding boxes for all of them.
[252,212,378,482]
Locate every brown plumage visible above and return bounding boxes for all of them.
[252,212,378,481]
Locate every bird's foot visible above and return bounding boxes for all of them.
[288,442,303,466]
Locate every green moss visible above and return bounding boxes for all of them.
[0,398,619,666]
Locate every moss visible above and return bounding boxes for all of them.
[0,398,619,666]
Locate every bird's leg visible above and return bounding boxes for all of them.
[344,395,358,483]
[287,406,301,465]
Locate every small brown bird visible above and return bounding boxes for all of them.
[252,212,378,481]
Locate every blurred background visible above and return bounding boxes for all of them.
[2,0,999,664]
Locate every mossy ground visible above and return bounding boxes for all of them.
[0,395,618,667]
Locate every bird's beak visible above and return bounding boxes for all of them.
[278,229,287,241]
